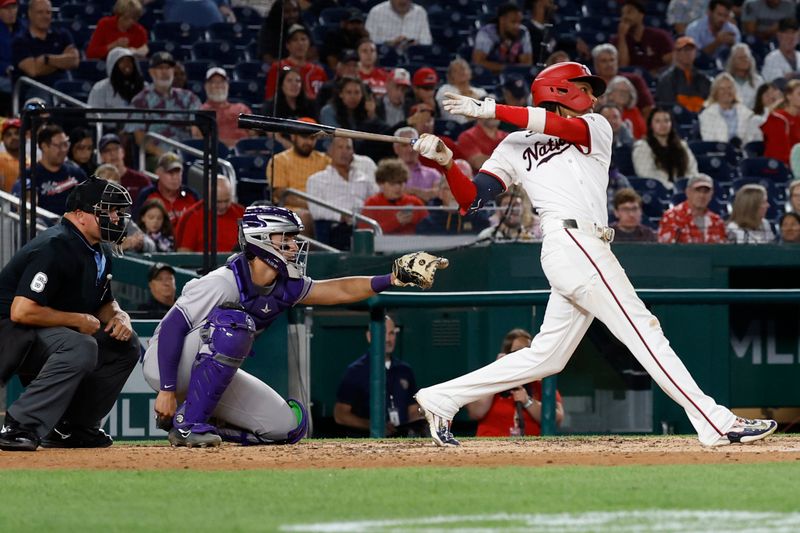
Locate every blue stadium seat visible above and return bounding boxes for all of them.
[743,140,764,158]
[688,140,739,165]
[234,61,268,81]
[696,155,739,182]
[149,40,191,62]
[582,0,618,16]
[673,177,690,193]
[738,157,792,183]
[53,79,93,101]
[627,177,671,203]
[434,119,464,139]
[152,22,203,47]
[319,6,351,26]
[235,137,279,156]
[613,144,635,176]
[228,79,261,106]
[639,191,669,218]
[182,60,213,82]
[58,3,102,24]
[206,22,252,48]
[52,19,91,48]
[228,154,269,178]
[237,177,270,207]
[733,177,787,203]
[192,41,235,66]
[76,60,106,83]
[232,6,262,27]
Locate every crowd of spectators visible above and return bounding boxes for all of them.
[2,0,800,253]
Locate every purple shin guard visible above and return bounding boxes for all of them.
[215,399,309,446]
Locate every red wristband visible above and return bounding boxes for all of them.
[495,104,530,129]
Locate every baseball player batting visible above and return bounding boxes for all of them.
[411,62,777,448]
[141,205,447,448]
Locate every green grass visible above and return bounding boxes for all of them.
[2,463,799,532]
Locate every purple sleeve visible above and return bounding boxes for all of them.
[157,307,192,391]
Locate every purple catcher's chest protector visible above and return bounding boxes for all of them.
[227,254,307,330]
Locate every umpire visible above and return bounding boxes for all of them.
[0,177,140,451]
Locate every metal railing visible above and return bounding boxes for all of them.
[284,188,383,235]
[1,191,59,266]
[357,288,800,438]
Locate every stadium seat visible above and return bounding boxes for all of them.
[696,155,738,182]
[319,6,350,26]
[53,79,93,101]
[236,177,270,207]
[688,140,739,165]
[743,140,764,158]
[434,119,464,139]
[58,3,102,24]
[182,60,213,82]
[733,177,787,203]
[76,60,106,83]
[613,144,636,176]
[149,40,191,62]
[232,6,262,27]
[235,137,279,156]
[738,157,792,183]
[582,0,618,16]
[52,19,91,48]
[673,177,690,193]
[228,80,262,106]
[639,191,669,218]
[234,61,268,81]
[206,22,252,48]
[228,154,269,178]
[192,41,235,66]
[627,177,671,203]
[179,139,231,162]
[152,22,203,47]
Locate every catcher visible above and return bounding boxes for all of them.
[141,205,447,448]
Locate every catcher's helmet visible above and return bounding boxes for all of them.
[531,62,606,113]
[238,205,308,278]
[66,177,132,245]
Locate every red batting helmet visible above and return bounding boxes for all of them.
[531,62,606,113]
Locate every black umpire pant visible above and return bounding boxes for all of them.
[7,326,140,438]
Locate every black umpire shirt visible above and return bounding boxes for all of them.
[0,218,114,319]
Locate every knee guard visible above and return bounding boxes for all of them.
[173,304,256,433]
[216,399,309,445]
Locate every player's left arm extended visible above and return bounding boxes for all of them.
[300,276,391,306]
[494,104,591,147]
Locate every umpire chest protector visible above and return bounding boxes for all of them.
[0,219,113,317]
[226,254,307,330]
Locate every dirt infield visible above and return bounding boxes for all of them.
[1,435,799,470]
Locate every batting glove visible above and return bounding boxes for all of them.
[442,92,496,119]
[413,133,453,166]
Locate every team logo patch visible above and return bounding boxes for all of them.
[175,413,184,425]
[30,272,48,293]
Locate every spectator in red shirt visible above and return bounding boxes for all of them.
[85,0,148,60]
[457,111,509,172]
[612,0,674,77]
[658,174,727,243]
[761,79,800,165]
[357,38,389,97]
[466,328,564,437]
[360,158,427,234]
[175,175,244,252]
[192,67,253,149]
[264,24,328,101]
[133,151,199,226]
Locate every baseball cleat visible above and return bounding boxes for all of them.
[0,425,39,452]
[711,417,778,447]
[168,427,222,448]
[415,393,460,447]
[41,423,113,449]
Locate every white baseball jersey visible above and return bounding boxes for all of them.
[480,113,613,227]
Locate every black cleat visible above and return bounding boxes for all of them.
[41,423,113,449]
[0,416,40,452]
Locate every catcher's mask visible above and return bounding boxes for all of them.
[238,205,309,278]
[65,177,132,245]
[531,62,606,113]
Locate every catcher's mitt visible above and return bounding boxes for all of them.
[392,251,449,289]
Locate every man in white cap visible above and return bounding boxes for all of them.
[193,67,253,149]
[381,68,412,125]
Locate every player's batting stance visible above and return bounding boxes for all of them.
[142,205,447,447]
[412,62,777,448]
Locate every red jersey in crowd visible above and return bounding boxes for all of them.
[264,59,328,100]
[761,109,800,165]
[175,201,245,252]
[360,193,427,234]
[657,201,727,243]
[476,381,562,437]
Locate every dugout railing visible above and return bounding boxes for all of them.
[17,106,224,273]
[357,288,800,438]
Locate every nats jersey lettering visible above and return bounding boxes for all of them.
[481,113,613,227]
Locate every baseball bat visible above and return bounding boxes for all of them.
[238,114,415,145]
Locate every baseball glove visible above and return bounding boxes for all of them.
[392,252,449,289]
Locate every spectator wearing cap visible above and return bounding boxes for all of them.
[265,24,328,101]
[190,67,253,149]
[381,68,411,125]
[393,126,441,202]
[175,175,244,252]
[125,51,202,170]
[0,0,21,112]
[658,174,727,243]
[138,263,176,317]
[132,151,199,225]
[411,67,440,117]
[457,106,509,173]
[655,36,712,113]
[761,79,800,165]
[435,58,488,125]
[360,158,427,235]
[741,0,795,42]
[473,3,533,75]
[0,118,21,193]
[761,18,800,83]
[24,124,86,215]
[365,0,432,50]
[357,38,389,97]
[98,133,150,200]
[85,0,148,60]
[610,188,657,242]
[612,0,674,77]
[592,44,654,120]
[164,0,236,29]
[322,7,368,70]
[685,0,740,63]
[87,47,145,124]
[11,0,79,103]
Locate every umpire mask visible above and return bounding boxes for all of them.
[66,177,133,245]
